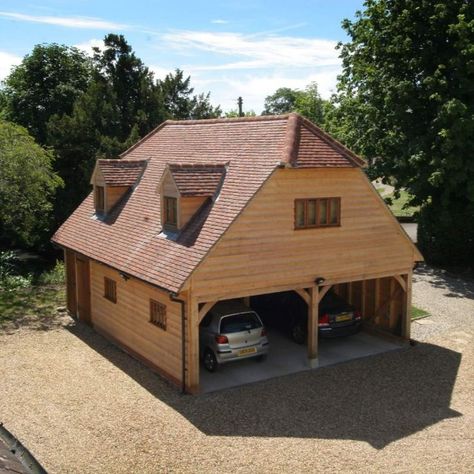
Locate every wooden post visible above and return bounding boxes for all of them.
[401,271,412,339]
[186,294,200,394]
[361,280,366,319]
[307,285,319,368]
[243,296,250,307]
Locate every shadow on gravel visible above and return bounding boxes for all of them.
[414,263,474,300]
[69,323,462,449]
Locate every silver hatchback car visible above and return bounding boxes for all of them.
[199,300,269,372]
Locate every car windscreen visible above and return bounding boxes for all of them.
[220,312,262,333]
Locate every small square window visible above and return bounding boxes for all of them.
[104,277,117,303]
[150,299,167,330]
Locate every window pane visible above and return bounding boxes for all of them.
[307,200,316,225]
[164,197,177,225]
[329,198,339,224]
[295,201,305,227]
[318,199,328,225]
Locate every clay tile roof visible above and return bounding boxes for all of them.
[98,159,147,186]
[52,113,365,293]
[168,163,226,197]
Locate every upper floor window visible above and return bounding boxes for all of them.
[295,197,341,229]
[95,186,105,213]
[163,196,178,227]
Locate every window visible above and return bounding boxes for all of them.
[150,299,167,330]
[95,186,105,213]
[163,196,177,227]
[104,277,117,303]
[295,198,341,229]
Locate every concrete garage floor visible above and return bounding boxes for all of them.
[200,329,405,393]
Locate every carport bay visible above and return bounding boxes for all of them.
[186,269,413,394]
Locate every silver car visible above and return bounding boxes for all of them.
[199,300,269,372]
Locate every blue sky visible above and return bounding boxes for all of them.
[0,0,365,113]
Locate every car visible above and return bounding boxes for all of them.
[199,299,269,372]
[251,289,362,343]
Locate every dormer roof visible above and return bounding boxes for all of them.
[94,159,147,186]
[167,163,226,197]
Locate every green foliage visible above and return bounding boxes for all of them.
[262,82,331,126]
[224,109,257,118]
[1,44,91,144]
[0,121,63,249]
[330,0,474,265]
[159,69,221,119]
[418,202,474,266]
[37,260,65,285]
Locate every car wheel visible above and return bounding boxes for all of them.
[203,349,218,372]
[291,321,306,344]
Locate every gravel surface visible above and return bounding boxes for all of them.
[0,264,473,473]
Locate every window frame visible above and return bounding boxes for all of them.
[104,277,117,303]
[149,299,167,330]
[294,197,341,229]
[95,185,105,214]
[163,196,178,228]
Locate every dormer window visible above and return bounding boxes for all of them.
[164,196,178,228]
[90,158,147,216]
[159,163,227,231]
[95,186,105,214]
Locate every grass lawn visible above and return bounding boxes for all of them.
[378,188,420,218]
[0,284,65,326]
[411,305,430,321]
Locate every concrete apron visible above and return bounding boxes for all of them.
[199,329,405,393]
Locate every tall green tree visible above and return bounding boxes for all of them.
[159,69,221,119]
[330,0,474,265]
[0,121,62,249]
[48,34,165,225]
[1,44,91,144]
[262,82,330,126]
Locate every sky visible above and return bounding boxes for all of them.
[0,0,365,113]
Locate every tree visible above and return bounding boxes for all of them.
[224,109,257,118]
[331,0,474,265]
[262,82,329,125]
[48,34,166,225]
[1,44,91,144]
[159,69,221,119]
[0,121,62,249]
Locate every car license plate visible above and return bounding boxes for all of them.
[336,313,352,322]
[238,347,257,356]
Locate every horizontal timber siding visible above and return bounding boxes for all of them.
[90,260,182,383]
[192,168,415,299]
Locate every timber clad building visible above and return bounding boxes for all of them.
[52,113,423,393]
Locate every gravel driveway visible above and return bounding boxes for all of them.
[0,264,473,473]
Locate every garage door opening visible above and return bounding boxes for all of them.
[198,277,408,393]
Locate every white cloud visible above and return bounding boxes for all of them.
[0,51,21,82]
[150,65,174,80]
[0,11,128,30]
[74,39,104,56]
[162,30,339,70]
[211,19,229,24]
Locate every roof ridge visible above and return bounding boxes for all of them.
[164,114,290,126]
[298,115,367,168]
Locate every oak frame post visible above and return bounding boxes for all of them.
[401,271,412,339]
[307,285,319,368]
[186,294,200,394]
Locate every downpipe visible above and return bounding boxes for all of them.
[170,293,187,394]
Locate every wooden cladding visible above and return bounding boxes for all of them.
[164,196,178,227]
[95,186,105,213]
[150,299,167,330]
[295,197,340,229]
[104,277,117,303]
